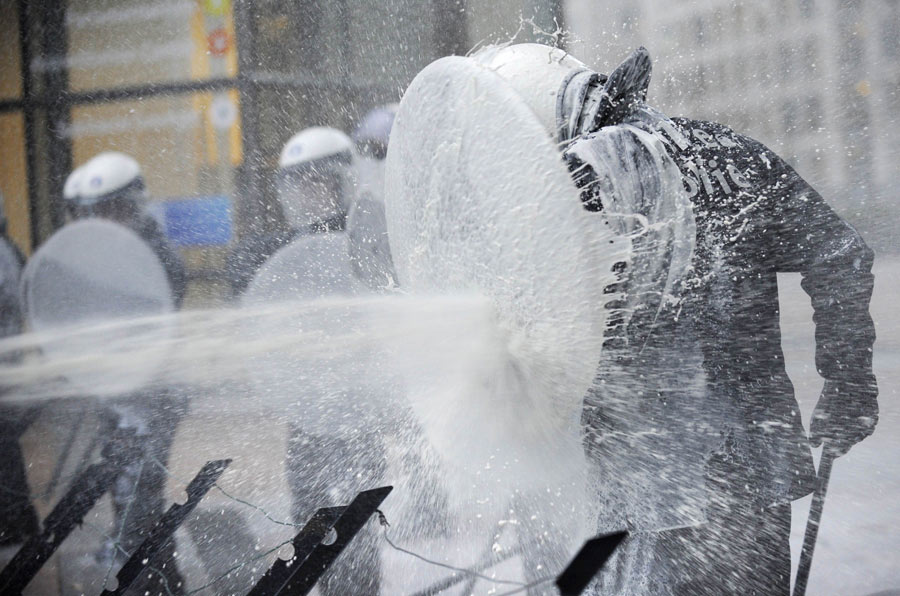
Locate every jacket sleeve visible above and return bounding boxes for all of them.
[139,217,188,309]
[158,242,188,309]
[763,149,876,387]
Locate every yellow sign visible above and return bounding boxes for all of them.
[204,0,230,17]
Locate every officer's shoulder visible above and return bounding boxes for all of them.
[227,231,294,271]
[0,235,25,268]
[232,231,291,254]
[133,213,166,240]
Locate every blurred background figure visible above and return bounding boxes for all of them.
[225,126,356,298]
[64,151,187,590]
[352,104,397,203]
[347,105,398,291]
[235,124,383,594]
[0,191,38,551]
[69,152,186,304]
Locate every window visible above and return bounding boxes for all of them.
[0,1,22,100]
[693,15,707,47]
[66,0,211,92]
[0,112,31,252]
[799,0,816,19]
[782,99,799,132]
[806,96,824,130]
[777,42,793,81]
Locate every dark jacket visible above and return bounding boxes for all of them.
[667,117,875,499]
[225,230,299,299]
[132,214,188,308]
[225,213,346,299]
[0,236,24,340]
[574,114,876,513]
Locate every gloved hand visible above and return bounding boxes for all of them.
[810,376,878,457]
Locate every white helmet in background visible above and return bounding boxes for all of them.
[72,152,146,219]
[277,126,355,231]
[352,104,398,160]
[352,104,397,203]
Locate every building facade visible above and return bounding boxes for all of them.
[565,0,899,249]
[0,0,567,266]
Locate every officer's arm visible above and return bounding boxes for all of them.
[138,216,188,308]
[766,152,876,388]
[149,233,187,308]
[165,247,188,309]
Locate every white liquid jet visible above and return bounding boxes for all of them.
[0,49,709,594]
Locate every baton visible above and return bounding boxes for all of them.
[793,448,836,596]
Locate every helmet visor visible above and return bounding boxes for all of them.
[71,177,146,222]
[276,157,351,228]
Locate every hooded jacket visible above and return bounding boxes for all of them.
[569,51,876,521]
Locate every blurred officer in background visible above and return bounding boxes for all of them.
[65,153,186,304]
[347,105,398,291]
[0,191,38,550]
[65,152,187,590]
[235,125,383,594]
[225,126,357,298]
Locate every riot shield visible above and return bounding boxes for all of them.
[241,232,374,425]
[243,232,365,302]
[20,219,175,396]
[383,55,631,468]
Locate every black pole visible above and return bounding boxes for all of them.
[101,460,231,596]
[249,486,393,596]
[793,449,836,596]
[556,531,628,596]
[16,0,39,252]
[279,486,392,595]
[246,506,346,596]
[232,0,264,240]
[0,430,142,594]
[39,0,71,233]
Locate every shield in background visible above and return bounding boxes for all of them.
[20,218,175,396]
[241,232,376,425]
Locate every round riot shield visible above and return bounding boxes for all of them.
[241,232,374,425]
[21,219,175,395]
[243,232,365,302]
[384,55,631,468]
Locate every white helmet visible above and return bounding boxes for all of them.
[76,152,146,214]
[473,43,590,142]
[276,127,355,231]
[474,43,653,143]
